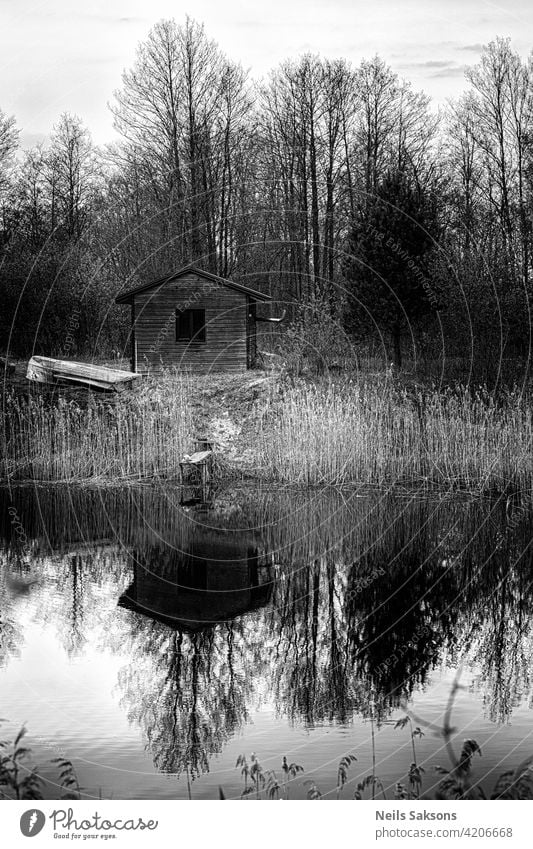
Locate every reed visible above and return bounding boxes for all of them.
[1,371,195,483]
[2,369,532,488]
[255,378,533,490]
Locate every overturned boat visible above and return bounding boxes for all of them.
[26,356,142,392]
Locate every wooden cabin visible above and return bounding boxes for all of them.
[118,531,273,632]
[115,264,272,374]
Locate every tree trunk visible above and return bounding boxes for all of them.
[392,327,402,368]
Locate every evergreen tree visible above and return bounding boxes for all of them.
[343,168,442,366]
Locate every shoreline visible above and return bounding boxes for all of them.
[2,368,532,492]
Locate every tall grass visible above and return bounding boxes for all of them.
[2,373,195,483]
[255,378,533,490]
[3,370,532,488]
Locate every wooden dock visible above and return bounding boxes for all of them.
[180,438,215,485]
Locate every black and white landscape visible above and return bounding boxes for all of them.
[1,0,532,805]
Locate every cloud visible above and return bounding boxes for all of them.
[19,131,48,148]
[419,60,457,68]
[456,43,484,52]
[431,65,467,78]
[399,59,462,71]
[396,57,467,81]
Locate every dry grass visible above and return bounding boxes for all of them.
[2,368,532,489]
[254,377,533,490]
[1,371,195,483]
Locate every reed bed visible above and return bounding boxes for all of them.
[2,370,532,489]
[254,379,533,490]
[1,373,195,483]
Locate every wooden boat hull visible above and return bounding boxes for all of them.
[26,356,141,391]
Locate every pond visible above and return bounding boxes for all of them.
[0,483,532,799]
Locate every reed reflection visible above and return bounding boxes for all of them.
[0,485,532,783]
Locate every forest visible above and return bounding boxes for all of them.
[1,17,532,385]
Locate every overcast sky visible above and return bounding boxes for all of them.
[1,0,532,148]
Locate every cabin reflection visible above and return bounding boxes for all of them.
[118,530,274,632]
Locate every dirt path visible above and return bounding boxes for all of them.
[185,372,279,467]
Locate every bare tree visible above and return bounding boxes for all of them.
[353,56,439,202]
[465,38,533,284]
[17,145,50,247]
[0,109,18,194]
[446,94,484,253]
[0,109,18,240]
[110,17,254,276]
[258,55,357,304]
[47,113,97,239]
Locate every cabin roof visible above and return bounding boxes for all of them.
[118,582,273,634]
[115,264,272,305]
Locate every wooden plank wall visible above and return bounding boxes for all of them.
[133,273,249,373]
[246,298,257,368]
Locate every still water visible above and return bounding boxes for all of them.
[0,484,532,799]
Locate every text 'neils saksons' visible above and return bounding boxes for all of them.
[376,811,458,821]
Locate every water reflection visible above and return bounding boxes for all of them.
[119,531,273,631]
[117,618,267,780]
[0,484,532,790]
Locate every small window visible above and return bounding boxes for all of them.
[176,308,206,343]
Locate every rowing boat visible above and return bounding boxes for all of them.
[26,356,141,391]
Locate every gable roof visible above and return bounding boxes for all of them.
[118,583,273,633]
[115,264,272,304]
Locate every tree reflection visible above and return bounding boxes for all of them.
[1,484,533,785]
[467,534,533,722]
[116,615,268,781]
[262,493,533,727]
[0,552,32,667]
[115,531,273,780]
[0,589,22,668]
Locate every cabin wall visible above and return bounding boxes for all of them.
[133,273,248,373]
[246,297,257,368]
